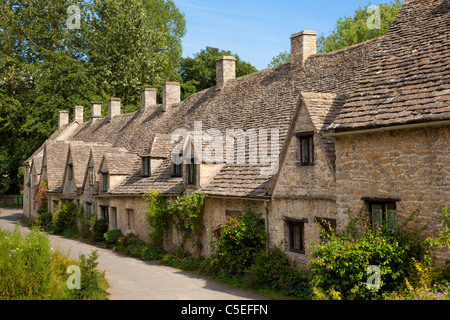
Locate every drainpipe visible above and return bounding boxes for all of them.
[264,200,269,254]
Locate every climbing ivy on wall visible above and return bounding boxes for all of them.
[143,189,205,248]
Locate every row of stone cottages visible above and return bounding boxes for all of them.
[23,0,449,267]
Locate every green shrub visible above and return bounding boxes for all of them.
[92,219,108,242]
[211,209,267,275]
[53,202,78,234]
[246,247,311,298]
[309,211,431,300]
[70,250,107,300]
[142,244,167,261]
[104,229,123,245]
[34,211,53,231]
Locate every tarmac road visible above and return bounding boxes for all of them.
[0,207,266,301]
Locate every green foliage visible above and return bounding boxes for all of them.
[70,250,108,300]
[0,223,107,300]
[144,190,171,246]
[317,0,403,52]
[428,207,450,250]
[245,248,312,298]
[0,0,187,193]
[53,202,79,235]
[171,192,206,248]
[210,209,267,275]
[104,229,123,245]
[144,190,205,248]
[34,211,53,231]
[92,219,108,242]
[179,46,258,99]
[116,233,167,261]
[267,51,291,68]
[309,211,430,300]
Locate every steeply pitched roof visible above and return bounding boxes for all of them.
[299,92,349,169]
[43,141,70,193]
[331,0,450,131]
[63,27,380,198]
[99,151,141,175]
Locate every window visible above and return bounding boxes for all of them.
[142,157,151,177]
[102,172,109,192]
[127,209,134,231]
[173,163,183,177]
[187,156,197,186]
[314,217,337,241]
[86,202,92,215]
[100,206,109,224]
[290,222,305,253]
[285,218,307,254]
[68,164,74,180]
[296,132,314,166]
[89,166,95,186]
[367,200,397,233]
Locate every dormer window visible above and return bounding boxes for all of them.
[187,156,197,186]
[142,157,151,177]
[88,165,95,186]
[101,171,109,192]
[68,164,74,180]
[296,132,314,166]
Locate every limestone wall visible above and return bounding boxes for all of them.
[334,125,450,264]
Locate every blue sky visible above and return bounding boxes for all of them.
[174,0,379,70]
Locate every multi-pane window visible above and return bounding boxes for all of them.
[296,132,314,166]
[102,173,109,192]
[173,163,183,177]
[288,221,305,253]
[100,206,109,225]
[368,201,397,233]
[89,165,95,186]
[142,157,151,177]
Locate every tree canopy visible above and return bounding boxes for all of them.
[267,0,403,67]
[179,46,258,100]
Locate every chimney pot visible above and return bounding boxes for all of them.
[141,88,157,112]
[162,82,180,112]
[290,30,317,68]
[108,98,121,121]
[216,56,236,87]
[73,105,84,123]
[91,102,102,120]
[58,110,69,129]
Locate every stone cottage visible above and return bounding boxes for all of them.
[23,0,449,267]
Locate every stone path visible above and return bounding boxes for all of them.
[0,207,266,300]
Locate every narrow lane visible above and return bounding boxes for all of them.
[0,207,266,300]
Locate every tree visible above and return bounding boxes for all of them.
[267,51,291,68]
[179,46,258,99]
[267,0,403,67]
[317,0,403,52]
[0,0,187,193]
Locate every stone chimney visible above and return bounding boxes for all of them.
[73,105,83,123]
[290,30,317,68]
[141,88,157,112]
[216,56,236,87]
[58,110,69,129]
[91,102,102,120]
[108,97,121,121]
[162,82,180,112]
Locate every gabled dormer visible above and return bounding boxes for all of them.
[98,151,141,193]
